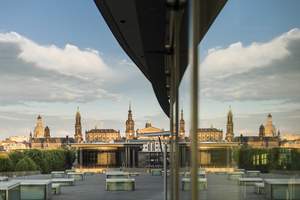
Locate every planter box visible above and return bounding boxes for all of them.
[150,169,162,176]
[20,179,52,200]
[228,172,245,180]
[67,172,84,181]
[51,184,61,195]
[51,171,65,179]
[0,180,20,200]
[181,178,207,191]
[239,178,263,186]
[51,178,75,186]
[264,179,300,200]
[106,172,129,179]
[246,170,261,177]
[106,178,135,191]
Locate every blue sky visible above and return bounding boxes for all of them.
[0,0,300,139]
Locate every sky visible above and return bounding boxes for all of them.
[0,0,300,139]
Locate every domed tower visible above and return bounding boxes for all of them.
[259,124,265,137]
[145,121,152,128]
[179,109,185,139]
[74,107,83,143]
[225,107,234,142]
[125,103,135,140]
[34,115,45,138]
[44,126,51,138]
[264,113,276,137]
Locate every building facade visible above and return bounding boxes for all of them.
[125,104,135,140]
[34,115,45,138]
[85,128,121,143]
[225,107,234,142]
[197,128,223,142]
[74,107,83,143]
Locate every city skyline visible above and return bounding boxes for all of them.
[0,0,300,138]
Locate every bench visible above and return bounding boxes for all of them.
[52,183,61,195]
[106,178,135,191]
[239,177,263,186]
[67,172,85,181]
[181,178,207,191]
[264,178,300,200]
[106,172,130,179]
[228,172,245,180]
[150,169,162,176]
[0,180,20,200]
[65,169,76,174]
[51,178,75,186]
[184,171,206,178]
[246,170,261,177]
[0,176,8,181]
[19,179,52,200]
[51,171,65,178]
[254,182,264,194]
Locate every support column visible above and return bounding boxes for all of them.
[79,148,83,170]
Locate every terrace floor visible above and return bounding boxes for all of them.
[17,172,299,200]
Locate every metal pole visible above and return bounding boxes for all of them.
[164,143,168,200]
[173,8,182,200]
[189,0,200,199]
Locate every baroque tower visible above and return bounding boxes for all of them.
[225,107,234,142]
[179,109,185,139]
[74,107,83,143]
[264,113,276,137]
[125,103,135,140]
[44,126,50,138]
[34,115,45,138]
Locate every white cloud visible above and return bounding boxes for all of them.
[0,32,110,78]
[202,28,300,78]
[200,28,300,102]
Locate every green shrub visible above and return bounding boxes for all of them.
[9,151,25,167]
[24,149,49,173]
[0,157,13,172]
[15,157,38,171]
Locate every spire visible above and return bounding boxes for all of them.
[125,103,135,139]
[181,109,183,119]
[226,106,234,142]
[74,107,83,143]
[129,101,131,111]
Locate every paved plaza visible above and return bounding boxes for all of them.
[15,172,299,200]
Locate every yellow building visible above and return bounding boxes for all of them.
[197,128,223,142]
[85,128,121,143]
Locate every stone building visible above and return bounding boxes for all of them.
[136,122,166,140]
[264,113,276,137]
[34,115,45,138]
[197,128,223,142]
[179,109,185,139]
[225,107,234,142]
[85,128,121,143]
[235,113,280,148]
[74,107,83,143]
[30,115,74,149]
[125,103,135,140]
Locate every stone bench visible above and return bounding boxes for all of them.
[246,170,261,177]
[52,183,61,195]
[106,172,130,179]
[105,178,135,191]
[0,180,20,200]
[19,179,52,200]
[228,172,245,180]
[0,176,9,181]
[150,169,162,176]
[51,171,65,178]
[181,178,207,191]
[264,178,300,200]
[239,177,263,186]
[67,172,85,181]
[51,178,75,186]
[254,182,264,194]
[129,172,140,177]
[184,171,206,178]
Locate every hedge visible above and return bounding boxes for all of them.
[15,157,38,171]
[2,149,76,173]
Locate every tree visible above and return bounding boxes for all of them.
[0,157,13,172]
[15,157,38,171]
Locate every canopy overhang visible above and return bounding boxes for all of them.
[94,0,227,117]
